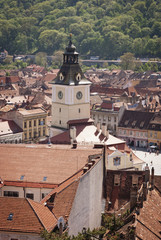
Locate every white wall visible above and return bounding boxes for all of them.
[1,186,53,202]
[68,157,104,236]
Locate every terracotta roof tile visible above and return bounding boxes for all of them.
[0,144,99,184]
[0,197,44,234]
[53,180,79,220]
[28,198,57,232]
[136,189,161,240]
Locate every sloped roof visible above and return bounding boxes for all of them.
[119,110,155,129]
[28,198,57,232]
[0,144,101,184]
[49,124,125,146]
[136,189,161,240]
[0,120,22,135]
[0,197,56,234]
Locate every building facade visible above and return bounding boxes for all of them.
[1,108,47,143]
[91,100,126,136]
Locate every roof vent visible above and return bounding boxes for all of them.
[7,213,13,221]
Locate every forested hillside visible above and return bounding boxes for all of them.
[0,0,161,59]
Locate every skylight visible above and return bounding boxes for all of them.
[43,176,47,181]
[20,175,24,180]
[7,213,13,221]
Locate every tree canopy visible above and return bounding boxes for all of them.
[0,0,161,59]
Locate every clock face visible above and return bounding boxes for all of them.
[58,91,63,99]
[59,73,64,81]
[76,91,83,100]
[76,73,81,82]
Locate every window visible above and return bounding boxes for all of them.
[140,132,143,137]
[114,124,116,131]
[29,132,32,139]
[78,108,80,113]
[59,120,61,124]
[24,121,27,128]
[38,130,41,137]
[108,116,111,121]
[130,131,132,136]
[59,108,61,113]
[43,118,45,125]
[29,121,31,127]
[39,119,41,125]
[43,176,47,181]
[24,133,27,140]
[43,128,46,136]
[114,117,116,122]
[150,132,153,138]
[34,120,36,127]
[20,175,24,180]
[42,193,48,199]
[7,213,14,221]
[124,130,126,134]
[34,131,37,138]
[26,193,34,200]
[4,191,19,197]
[113,157,121,166]
[154,132,157,138]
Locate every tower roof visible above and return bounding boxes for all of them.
[50,37,91,86]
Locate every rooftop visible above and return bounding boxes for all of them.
[17,108,47,116]
[0,197,57,234]
[0,144,102,185]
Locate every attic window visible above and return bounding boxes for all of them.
[152,124,155,129]
[20,175,24,180]
[132,120,136,127]
[140,121,144,128]
[125,120,129,126]
[7,213,13,221]
[43,176,47,181]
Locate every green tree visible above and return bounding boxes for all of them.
[120,52,136,70]
[35,52,47,67]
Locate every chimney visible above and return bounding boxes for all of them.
[102,123,107,137]
[144,164,150,182]
[151,167,154,190]
[143,182,147,201]
[83,166,88,174]
[130,188,137,212]
[97,122,100,132]
[70,126,76,141]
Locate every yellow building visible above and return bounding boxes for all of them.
[16,108,48,143]
[148,115,161,149]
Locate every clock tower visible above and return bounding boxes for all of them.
[51,37,91,129]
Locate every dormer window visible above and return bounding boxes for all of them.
[132,120,136,127]
[140,121,144,128]
[125,120,129,126]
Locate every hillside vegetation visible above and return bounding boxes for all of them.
[0,0,161,59]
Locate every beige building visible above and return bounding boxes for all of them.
[107,148,144,171]
[1,108,47,143]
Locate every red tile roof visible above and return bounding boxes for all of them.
[136,189,161,240]
[4,180,58,189]
[0,197,56,234]
[67,118,94,126]
[0,144,100,184]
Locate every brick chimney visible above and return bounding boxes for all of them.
[151,167,154,190]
